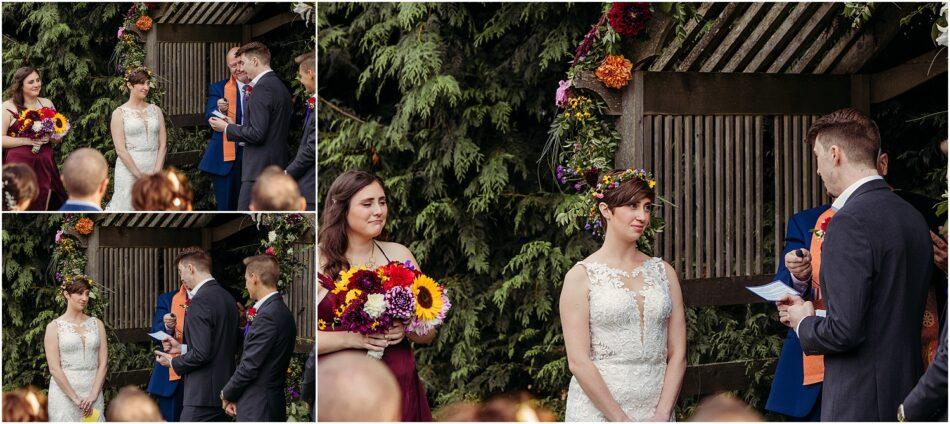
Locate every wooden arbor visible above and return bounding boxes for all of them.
[135,2,299,127]
[579,2,947,396]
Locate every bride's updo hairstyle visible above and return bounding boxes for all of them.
[588,169,656,235]
[61,275,92,297]
[7,66,39,111]
[123,67,151,91]
[319,170,386,279]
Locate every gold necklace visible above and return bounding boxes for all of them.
[348,243,377,268]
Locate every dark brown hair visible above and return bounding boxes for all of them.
[237,42,271,66]
[295,51,315,72]
[805,107,880,168]
[319,170,386,278]
[132,169,193,211]
[598,169,656,213]
[243,255,279,288]
[125,69,151,86]
[7,67,39,111]
[2,163,38,211]
[175,247,211,273]
[62,275,92,295]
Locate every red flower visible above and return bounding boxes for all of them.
[608,3,653,37]
[819,217,831,232]
[265,246,276,256]
[247,306,257,321]
[307,96,315,109]
[39,107,56,119]
[380,262,415,290]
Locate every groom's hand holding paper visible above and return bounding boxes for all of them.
[209,117,229,132]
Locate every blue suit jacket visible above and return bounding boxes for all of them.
[199,79,243,176]
[146,290,179,397]
[765,204,830,417]
[57,201,101,212]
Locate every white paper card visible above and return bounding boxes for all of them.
[181,344,188,355]
[816,309,827,317]
[212,110,227,119]
[148,331,172,341]
[745,281,801,302]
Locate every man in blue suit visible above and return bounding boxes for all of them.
[200,47,249,211]
[765,204,830,420]
[147,288,185,421]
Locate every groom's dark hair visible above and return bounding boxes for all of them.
[805,108,880,169]
[237,42,271,66]
[244,255,279,287]
[175,247,211,272]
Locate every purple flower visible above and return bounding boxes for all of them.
[573,182,584,192]
[55,230,63,244]
[117,26,125,39]
[284,214,303,225]
[556,165,566,184]
[351,269,382,292]
[403,260,415,271]
[555,80,572,108]
[385,286,414,319]
[287,387,300,399]
[55,272,62,282]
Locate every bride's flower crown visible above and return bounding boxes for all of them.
[123,66,153,84]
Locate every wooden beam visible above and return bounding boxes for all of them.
[155,23,243,43]
[107,369,152,388]
[166,150,202,170]
[210,215,256,243]
[641,72,851,115]
[870,49,948,104]
[681,359,777,397]
[831,3,906,74]
[616,71,644,169]
[250,12,297,38]
[85,224,101,287]
[169,114,207,128]
[98,227,204,248]
[681,274,774,307]
[115,327,152,344]
[851,74,871,115]
[573,70,622,115]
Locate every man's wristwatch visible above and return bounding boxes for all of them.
[897,404,906,422]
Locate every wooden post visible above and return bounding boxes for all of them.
[85,226,101,283]
[850,74,871,115]
[617,71,645,169]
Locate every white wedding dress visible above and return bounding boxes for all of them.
[106,104,161,211]
[47,317,105,422]
[565,257,673,422]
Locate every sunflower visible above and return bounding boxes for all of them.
[52,113,69,134]
[344,288,363,305]
[412,275,444,322]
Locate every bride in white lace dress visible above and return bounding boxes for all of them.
[44,277,107,422]
[561,170,686,422]
[106,67,167,211]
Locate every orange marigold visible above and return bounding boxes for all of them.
[74,218,94,235]
[595,54,633,89]
[136,15,153,32]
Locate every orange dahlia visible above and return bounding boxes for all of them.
[595,54,633,89]
[136,15,153,32]
[75,218,94,235]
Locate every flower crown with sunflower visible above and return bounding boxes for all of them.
[123,66,153,85]
[59,274,95,294]
[584,168,658,237]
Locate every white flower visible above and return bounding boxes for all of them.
[937,4,949,47]
[268,231,277,243]
[364,294,387,318]
[294,2,314,25]
[32,122,43,132]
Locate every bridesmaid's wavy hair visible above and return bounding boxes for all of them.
[597,169,656,216]
[7,66,39,111]
[319,170,387,279]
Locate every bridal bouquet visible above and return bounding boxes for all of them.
[8,107,70,153]
[330,261,451,359]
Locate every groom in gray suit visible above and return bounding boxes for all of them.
[285,51,315,211]
[210,42,292,211]
[780,109,932,421]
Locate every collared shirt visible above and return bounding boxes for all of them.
[253,290,279,311]
[795,175,883,335]
[188,277,215,299]
[64,200,102,211]
[250,68,273,87]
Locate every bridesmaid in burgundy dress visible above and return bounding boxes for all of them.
[318,170,434,421]
[2,67,67,211]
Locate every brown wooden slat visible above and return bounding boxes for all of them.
[744,116,753,275]
[664,116,673,261]
[651,3,721,71]
[734,115,744,276]
[680,3,747,71]
[693,115,704,279]
[653,115,663,256]
[714,116,723,277]
[704,116,714,278]
[699,2,769,72]
[788,12,844,74]
[755,116,764,274]
[724,116,733,277]
[768,2,839,73]
[681,274,774,307]
[743,2,817,73]
[792,115,802,213]
[674,116,683,273]
[721,2,790,73]
[773,117,783,269]
[684,117,693,279]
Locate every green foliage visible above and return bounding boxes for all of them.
[842,2,876,29]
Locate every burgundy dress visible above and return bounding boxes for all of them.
[3,108,66,211]
[318,273,433,421]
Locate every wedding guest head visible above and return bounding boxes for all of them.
[2,386,47,422]
[2,163,38,211]
[319,170,388,277]
[805,108,881,197]
[436,392,556,422]
[243,255,279,300]
[132,168,193,211]
[106,386,162,422]
[250,166,306,211]
[175,247,212,289]
[296,51,315,93]
[7,66,41,110]
[61,148,109,208]
[123,67,151,101]
[688,393,762,421]
[61,275,92,312]
[594,169,656,243]
[236,41,271,80]
[318,351,401,421]
[227,46,249,84]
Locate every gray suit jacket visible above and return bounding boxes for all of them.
[225,71,292,182]
[221,293,297,422]
[798,179,933,420]
[286,109,315,207]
